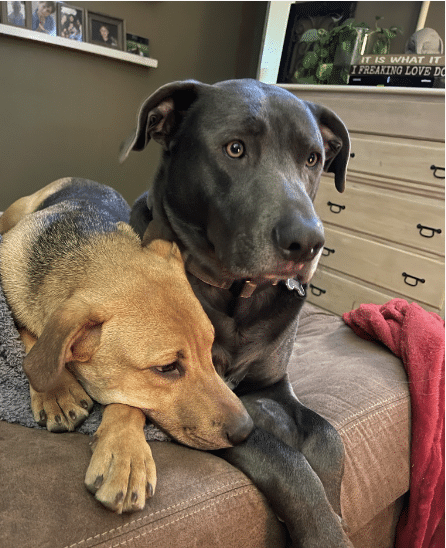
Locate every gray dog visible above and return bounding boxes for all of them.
[121,79,352,548]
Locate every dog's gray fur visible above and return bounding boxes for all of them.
[122,79,353,547]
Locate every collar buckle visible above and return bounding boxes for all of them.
[239,280,258,298]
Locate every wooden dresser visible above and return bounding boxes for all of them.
[282,85,445,317]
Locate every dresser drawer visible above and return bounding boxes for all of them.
[347,134,445,187]
[307,267,396,315]
[319,227,445,309]
[284,87,445,141]
[315,179,445,256]
[307,267,443,316]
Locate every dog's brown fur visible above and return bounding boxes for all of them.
[0,178,252,512]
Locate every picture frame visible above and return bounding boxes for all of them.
[277,1,357,84]
[126,33,150,58]
[1,1,31,28]
[57,2,84,42]
[30,1,57,36]
[87,12,124,50]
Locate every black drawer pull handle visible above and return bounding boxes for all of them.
[350,152,355,158]
[309,284,326,297]
[402,272,425,287]
[417,224,442,238]
[327,201,345,214]
[430,165,445,179]
[322,247,335,256]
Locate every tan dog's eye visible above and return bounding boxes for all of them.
[306,152,320,167]
[152,362,181,378]
[225,141,245,158]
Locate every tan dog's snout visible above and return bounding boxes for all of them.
[153,372,254,450]
[223,406,254,446]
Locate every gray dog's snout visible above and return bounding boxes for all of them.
[273,213,325,263]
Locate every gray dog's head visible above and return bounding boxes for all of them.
[121,79,350,286]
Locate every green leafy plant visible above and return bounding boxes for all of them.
[293,16,402,85]
[365,16,403,55]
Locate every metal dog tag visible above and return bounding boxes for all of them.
[285,278,306,297]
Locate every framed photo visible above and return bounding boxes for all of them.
[57,3,84,42]
[2,1,31,28]
[126,33,149,58]
[31,1,57,36]
[87,12,124,50]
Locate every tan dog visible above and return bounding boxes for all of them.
[0,178,253,513]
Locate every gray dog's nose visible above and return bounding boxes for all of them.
[273,213,325,263]
[226,413,254,445]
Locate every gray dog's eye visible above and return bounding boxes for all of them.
[225,141,245,158]
[306,152,320,167]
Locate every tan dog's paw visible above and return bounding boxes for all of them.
[30,369,94,432]
[85,404,156,513]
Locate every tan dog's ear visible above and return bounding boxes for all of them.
[116,221,140,240]
[141,219,174,244]
[141,220,184,265]
[23,299,109,393]
[145,238,184,265]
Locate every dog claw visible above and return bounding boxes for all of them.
[39,410,47,425]
[146,483,154,498]
[114,491,124,505]
[93,475,104,490]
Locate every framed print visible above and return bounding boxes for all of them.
[57,3,84,42]
[126,33,149,57]
[87,12,124,50]
[2,1,31,28]
[31,1,57,36]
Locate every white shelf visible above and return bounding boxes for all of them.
[0,23,158,68]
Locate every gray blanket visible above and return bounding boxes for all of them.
[0,233,168,441]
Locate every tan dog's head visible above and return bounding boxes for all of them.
[23,236,253,449]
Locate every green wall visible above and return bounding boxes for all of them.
[0,1,268,210]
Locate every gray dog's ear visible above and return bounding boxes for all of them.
[306,102,350,193]
[119,80,206,163]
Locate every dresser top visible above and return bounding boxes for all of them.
[281,84,445,98]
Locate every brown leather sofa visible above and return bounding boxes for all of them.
[0,303,410,548]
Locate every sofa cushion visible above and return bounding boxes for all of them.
[290,304,410,535]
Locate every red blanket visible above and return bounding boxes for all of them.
[343,299,445,548]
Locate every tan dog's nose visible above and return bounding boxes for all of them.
[226,411,254,445]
